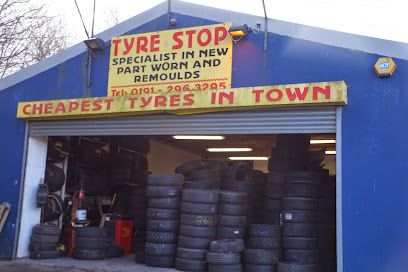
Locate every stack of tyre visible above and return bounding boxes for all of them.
[29,224,61,259]
[145,174,184,267]
[207,239,245,272]
[244,224,281,271]
[176,189,219,271]
[279,171,321,272]
[73,227,109,260]
[176,160,222,190]
[128,188,148,263]
[216,191,248,240]
[318,173,336,271]
[264,171,286,224]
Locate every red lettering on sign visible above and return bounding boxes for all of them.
[252,89,264,102]
[219,91,234,105]
[183,94,194,106]
[123,38,135,55]
[112,39,121,56]
[81,100,91,112]
[55,103,66,114]
[172,32,183,49]
[22,104,31,115]
[214,26,227,45]
[128,97,138,109]
[92,100,103,111]
[313,85,331,100]
[170,95,180,107]
[286,87,309,101]
[68,101,79,112]
[32,103,43,114]
[266,89,283,102]
[154,96,167,107]
[105,99,113,110]
[141,97,152,108]
[185,30,196,48]
[197,29,212,47]
[150,34,160,52]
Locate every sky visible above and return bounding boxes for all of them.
[35,0,408,46]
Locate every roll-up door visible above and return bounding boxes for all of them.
[28,107,336,136]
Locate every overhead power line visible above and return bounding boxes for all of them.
[73,0,90,39]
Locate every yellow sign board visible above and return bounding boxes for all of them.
[107,23,233,96]
[17,81,347,120]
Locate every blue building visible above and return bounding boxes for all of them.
[1,1,408,271]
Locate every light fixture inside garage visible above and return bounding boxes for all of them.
[229,156,269,161]
[325,150,336,155]
[310,139,336,144]
[207,148,253,152]
[173,135,225,140]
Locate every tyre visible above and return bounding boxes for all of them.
[75,237,109,249]
[72,248,107,260]
[181,201,217,215]
[284,250,319,264]
[177,247,207,260]
[249,224,281,237]
[44,164,65,192]
[146,220,179,232]
[277,262,320,272]
[243,249,280,265]
[282,223,318,237]
[175,258,207,271]
[216,226,246,239]
[218,203,247,216]
[175,160,205,175]
[29,250,61,259]
[245,170,265,182]
[217,215,247,227]
[29,242,56,252]
[133,243,145,252]
[145,242,177,256]
[263,213,281,225]
[282,237,318,250]
[182,189,219,204]
[30,234,59,244]
[146,185,182,198]
[282,198,319,211]
[107,245,124,258]
[134,251,145,263]
[32,224,60,236]
[184,180,220,190]
[222,180,249,192]
[181,214,217,227]
[285,182,320,198]
[282,211,318,223]
[245,264,276,272]
[189,169,220,179]
[268,158,303,172]
[265,183,285,199]
[148,197,181,209]
[209,239,244,253]
[179,225,216,238]
[75,227,108,237]
[148,174,184,186]
[219,191,248,204]
[146,208,180,220]
[206,252,241,264]
[146,231,178,243]
[248,237,281,250]
[178,235,213,250]
[226,162,251,180]
[209,264,243,272]
[286,171,321,183]
[145,255,175,268]
[264,199,282,212]
[267,171,287,183]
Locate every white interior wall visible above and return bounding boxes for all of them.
[17,136,48,258]
[148,140,201,173]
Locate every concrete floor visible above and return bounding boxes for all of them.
[0,255,178,272]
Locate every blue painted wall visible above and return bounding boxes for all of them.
[0,11,407,272]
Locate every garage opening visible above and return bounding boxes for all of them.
[21,132,337,271]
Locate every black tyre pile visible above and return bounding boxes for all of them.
[175,189,219,271]
[279,171,321,271]
[29,224,61,259]
[222,163,265,224]
[207,239,245,272]
[144,174,184,267]
[318,174,336,271]
[264,172,286,224]
[177,160,222,190]
[244,224,281,271]
[73,227,109,260]
[217,191,248,240]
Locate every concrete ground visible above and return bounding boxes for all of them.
[0,255,178,272]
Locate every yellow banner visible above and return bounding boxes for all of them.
[17,81,347,120]
[107,23,233,96]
